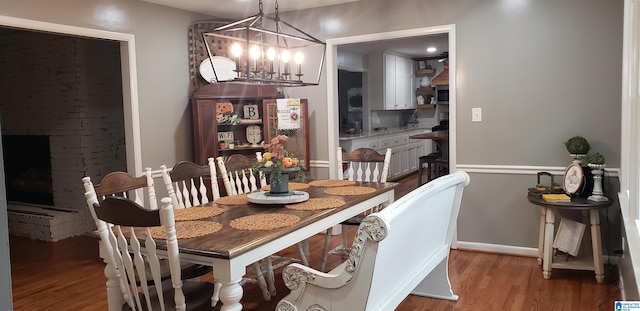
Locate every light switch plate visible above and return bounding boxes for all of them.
[472,107,482,122]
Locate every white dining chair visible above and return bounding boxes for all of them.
[215,153,280,300]
[320,146,392,272]
[159,157,285,302]
[82,170,217,305]
[85,191,214,311]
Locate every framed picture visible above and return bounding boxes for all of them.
[418,61,427,69]
[563,163,584,195]
[553,218,586,257]
[217,131,234,142]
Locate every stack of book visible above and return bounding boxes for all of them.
[542,193,571,203]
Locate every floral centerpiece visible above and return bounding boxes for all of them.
[252,134,305,194]
[218,111,241,125]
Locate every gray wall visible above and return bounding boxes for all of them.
[0,0,208,307]
[279,0,622,165]
[2,0,623,246]
[0,0,209,169]
[0,0,626,304]
[277,0,623,248]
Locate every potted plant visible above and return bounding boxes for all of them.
[535,183,547,191]
[564,136,591,156]
[228,141,235,149]
[587,152,605,167]
[218,140,226,149]
[552,182,563,191]
[252,135,305,194]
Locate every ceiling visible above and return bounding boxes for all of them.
[338,34,448,59]
[139,0,363,19]
[140,0,448,59]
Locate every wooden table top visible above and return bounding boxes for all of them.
[409,130,449,140]
[527,193,613,210]
[170,180,399,260]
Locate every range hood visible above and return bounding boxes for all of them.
[431,60,449,86]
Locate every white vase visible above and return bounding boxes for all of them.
[587,163,607,202]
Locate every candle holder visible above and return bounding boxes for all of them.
[587,163,607,202]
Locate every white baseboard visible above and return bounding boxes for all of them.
[456,241,539,257]
[456,241,620,266]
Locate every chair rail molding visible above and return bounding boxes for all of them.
[456,164,620,177]
[309,160,330,168]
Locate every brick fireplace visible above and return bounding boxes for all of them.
[0,28,127,241]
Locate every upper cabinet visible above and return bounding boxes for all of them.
[368,52,415,110]
[191,84,283,165]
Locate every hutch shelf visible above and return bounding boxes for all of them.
[191,84,283,165]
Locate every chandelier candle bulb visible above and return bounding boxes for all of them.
[267,48,276,75]
[231,43,242,74]
[250,45,261,72]
[294,52,304,78]
[282,50,291,76]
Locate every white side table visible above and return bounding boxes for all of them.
[527,193,612,283]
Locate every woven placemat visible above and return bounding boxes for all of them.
[174,206,224,221]
[309,180,357,187]
[149,221,222,240]
[262,182,310,191]
[229,213,300,231]
[214,194,249,206]
[286,198,345,211]
[324,186,376,196]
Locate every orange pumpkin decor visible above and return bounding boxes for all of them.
[282,157,293,168]
[216,101,233,122]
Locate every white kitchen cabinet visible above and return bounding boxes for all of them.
[400,145,410,175]
[395,57,415,110]
[408,144,418,171]
[390,148,402,179]
[369,53,415,110]
[366,139,380,150]
[416,142,424,158]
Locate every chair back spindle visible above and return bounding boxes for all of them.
[160,157,219,209]
[338,147,392,183]
[217,154,264,195]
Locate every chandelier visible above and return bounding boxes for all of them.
[202,0,326,87]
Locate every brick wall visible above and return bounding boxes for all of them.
[0,28,126,237]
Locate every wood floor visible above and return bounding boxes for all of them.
[9,172,621,310]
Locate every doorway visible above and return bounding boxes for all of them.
[0,15,142,307]
[326,25,457,180]
[338,69,363,134]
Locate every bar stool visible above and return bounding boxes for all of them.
[435,158,449,178]
[417,151,442,186]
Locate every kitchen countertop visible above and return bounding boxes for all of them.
[339,125,432,140]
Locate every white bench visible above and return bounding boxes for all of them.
[276,171,470,311]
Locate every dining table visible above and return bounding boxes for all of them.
[101,180,399,311]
